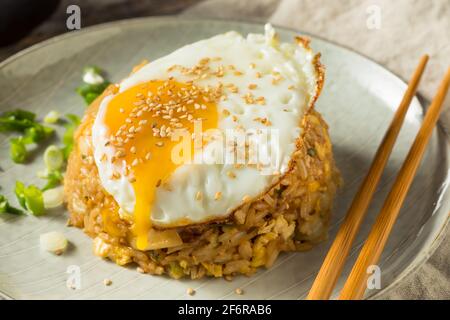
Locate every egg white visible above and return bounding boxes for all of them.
[92,24,320,227]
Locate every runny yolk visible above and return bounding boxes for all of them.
[103,80,219,250]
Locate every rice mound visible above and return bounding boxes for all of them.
[64,64,341,280]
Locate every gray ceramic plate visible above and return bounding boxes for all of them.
[0,17,448,300]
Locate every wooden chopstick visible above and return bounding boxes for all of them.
[339,66,450,300]
[307,55,429,300]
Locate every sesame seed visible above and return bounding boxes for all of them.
[145,152,152,160]
[242,195,251,202]
[214,191,222,200]
[115,150,126,158]
[225,275,233,281]
[156,141,164,147]
[256,96,266,105]
[249,63,256,69]
[110,172,120,180]
[195,191,203,201]
[130,146,137,154]
[187,288,196,296]
[226,171,236,179]
[248,83,257,90]
[128,176,136,183]
[235,288,243,295]
[103,279,112,286]
[119,108,125,113]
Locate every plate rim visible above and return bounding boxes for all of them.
[0,16,448,300]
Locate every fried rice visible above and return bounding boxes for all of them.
[64,41,341,280]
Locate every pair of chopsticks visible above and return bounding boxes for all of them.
[307,55,450,300]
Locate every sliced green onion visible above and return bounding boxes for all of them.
[76,82,109,105]
[37,168,50,179]
[62,114,81,159]
[1,109,36,121]
[83,66,105,85]
[0,109,51,136]
[14,181,45,216]
[43,186,64,209]
[22,125,54,144]
[0,109,36,132]
[77,66,110,105]
[42,170,63,191]
[0,195,23,215]
[44,145,64,171]
[44,110,61,124]
[10,138,27,163]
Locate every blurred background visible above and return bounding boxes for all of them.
[0,0,448,299]
[0,0,205,59]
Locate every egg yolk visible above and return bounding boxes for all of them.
[103,80,219,250]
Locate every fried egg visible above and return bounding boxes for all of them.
[92,24,322,250]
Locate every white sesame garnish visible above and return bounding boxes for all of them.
[235,288,244,295]
[115,150,126,158]
[187,288,196,296]
[226,171,236,179]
